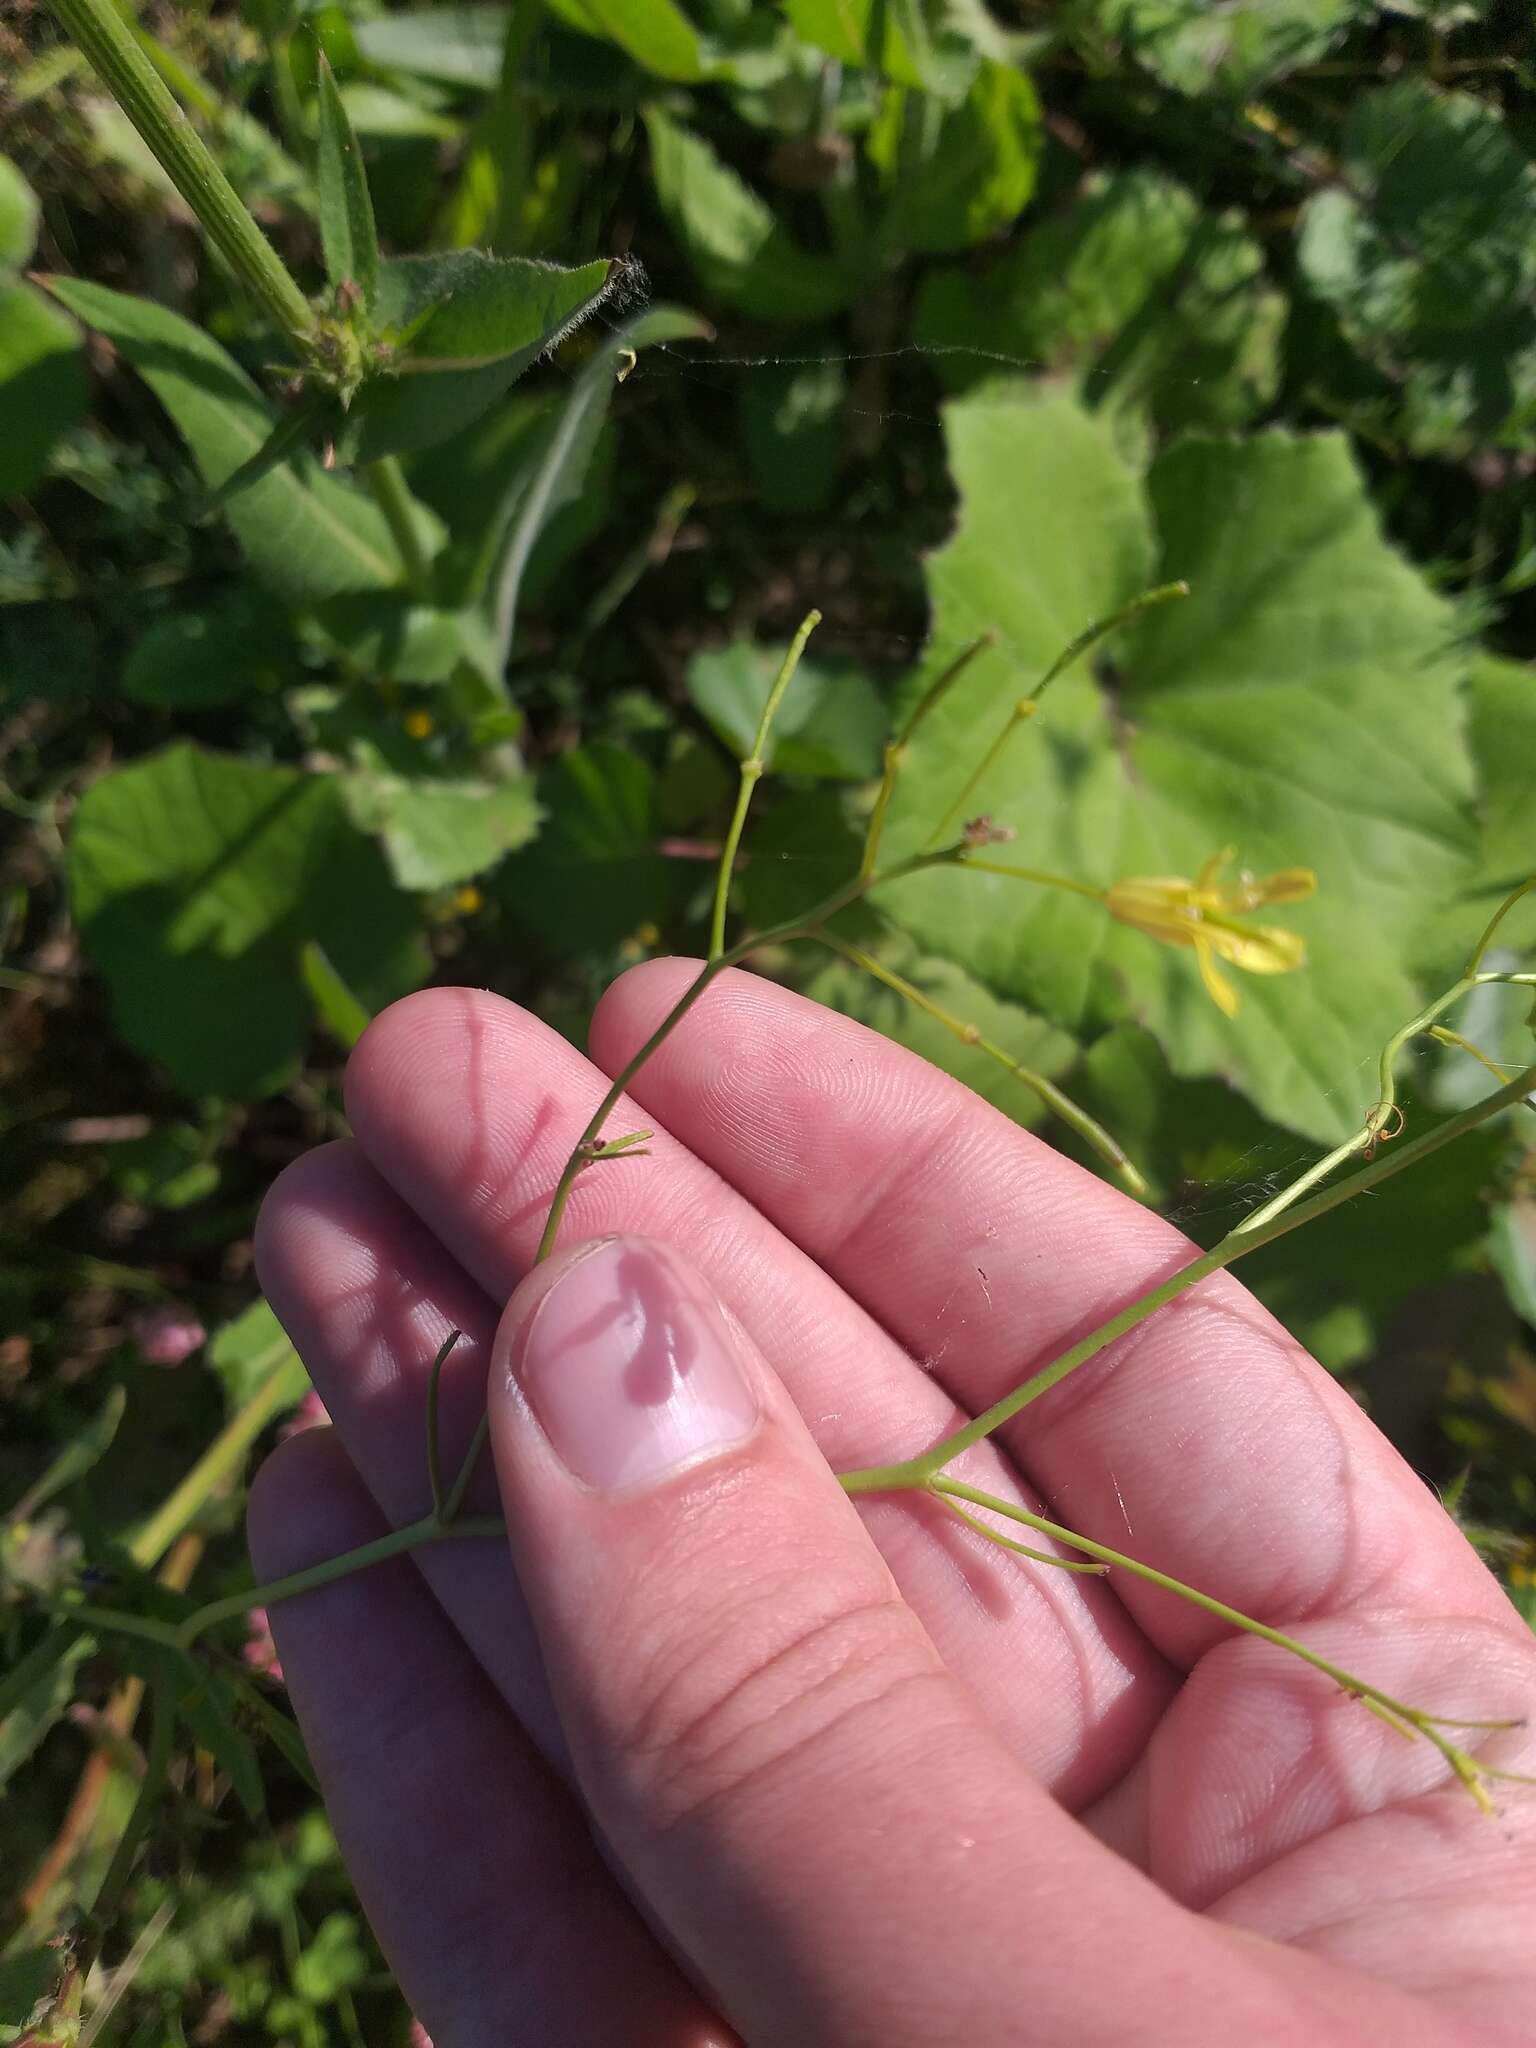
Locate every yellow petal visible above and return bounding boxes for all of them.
[1254,867,1317,907]
[1205,919,1308,975]
[1193,934,1240,1016]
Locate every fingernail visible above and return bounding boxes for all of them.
[509,1237,760,1491]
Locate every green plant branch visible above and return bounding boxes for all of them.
[710,609,822,959]
[424,1331,462,1518]
[811,930,1149,1197]
[46,0,317,352]
[925,1478,1530,1813]
[87,1674,174,1938]
[363,457,432,592]
[127,1353,302,1572]
[862,632,996,878]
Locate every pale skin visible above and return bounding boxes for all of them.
[249,968,1536,2048]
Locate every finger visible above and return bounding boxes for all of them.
[247,1426,724,2048]
[336,988,1168,1803]
[588,962,1517,1656]
[485,1233,1435,2048]
[253,1141,567,1766]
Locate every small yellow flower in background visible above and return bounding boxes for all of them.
[1104,848,1316,1018]
[404,709,434,741]
[453,884,483,916]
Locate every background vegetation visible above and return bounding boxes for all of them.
[2,0,1535,2039]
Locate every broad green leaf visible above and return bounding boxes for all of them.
[0,153,39,268]
[1089,0,1366,95]
[349,249,621,458]
[0,281,87,499]
[353,5,511,86]
[206,1298,310,1413]
[69,744,426,1097]
[1298,82,1536,453]
[879,386,1478,1143]
[8,1386,126,1522]
[43,277,404,600]
[502,743,693,951]
[301,940,373,1048]
[1416,656,1536,965]
[485,304,709,656]
[782,0,929,85]
[122,594,294,709]
[316,53,381,308]
[342,751,543,888]
[798,932,1079,1132]
[341,81,461,139]
[740,355,845,513]
[1491,1197,1536,1331]
[645,109,852,321]
[687,640,886,781]
[868,59,1041,254]
[914,168,1283,432]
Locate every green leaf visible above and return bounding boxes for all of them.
[0,1947,63,2030]
[550,0,708,79]
[0,281,87,499]
[1491,1195,1536,1331]
[316,52,380,308]
[173,1665,266,1819]
[206,1298,310,1413]
[502,743,692,951]
[342,751,543,888]
[782,0,930,85]
[309,591,493,684]
[301,940,373,1049]
[645,109,852,321]
[914,168,1283,431]
[1090,0,1366,96]
[798,932,1079,1131]
[69,744,426,1097]
[486,304,709,659]
[739,355,845,514]
[42,277,404,601]
[122,593,294,709]
[8,1385,126,1522]
[0,1628,87,1793]
[348,249,622,458]
[353,5,512,87]
[0,152,39,269]
[868,58,1041,254]
[879,386,1478,1143]
[687,640,886,781]
[1416,656,1536,965]
[1297,82,1536,453]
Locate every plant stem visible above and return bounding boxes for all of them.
[46,0,316,351]
[88,1676,174,1937]
[841,1059,1536,1488]
[813,931,1148,1196]
[364,456,432,592]
[127,1353,301,1572]
[710,610,821,959]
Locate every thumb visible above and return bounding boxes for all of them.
[487,1235,1361,2047]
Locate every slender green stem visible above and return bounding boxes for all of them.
[710,611,821,960]
[424,1331,462,1519]
[128,1355,300,1572]
[365,457,432,592]
[813,932,1148,1197]
[841,1060,1536,1489]
[176,1514,507,1647]
[931,1487,1108,1573]
[862,633,996,879]
[958,857,1105,901]
[925,1478,1520,1808]
[46,0,316,349]
[1465,876,1536,974]
[923,582,1188,850]
[48,1604,188,1653]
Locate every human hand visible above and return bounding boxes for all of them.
[249,970,1536,2047]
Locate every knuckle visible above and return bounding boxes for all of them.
[614,1580,943,1835]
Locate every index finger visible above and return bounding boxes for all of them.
[589,961,1518,1661]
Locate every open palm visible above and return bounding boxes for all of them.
[251,968,1536,2047]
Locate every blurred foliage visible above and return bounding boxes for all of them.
[3,0,1536,2036]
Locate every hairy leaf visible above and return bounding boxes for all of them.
[316,52,380,309]
[43,278,404,600]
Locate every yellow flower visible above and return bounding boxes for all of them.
[404,710,434,741]
[1104,849,1315,1017]
[453,884,483,916]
